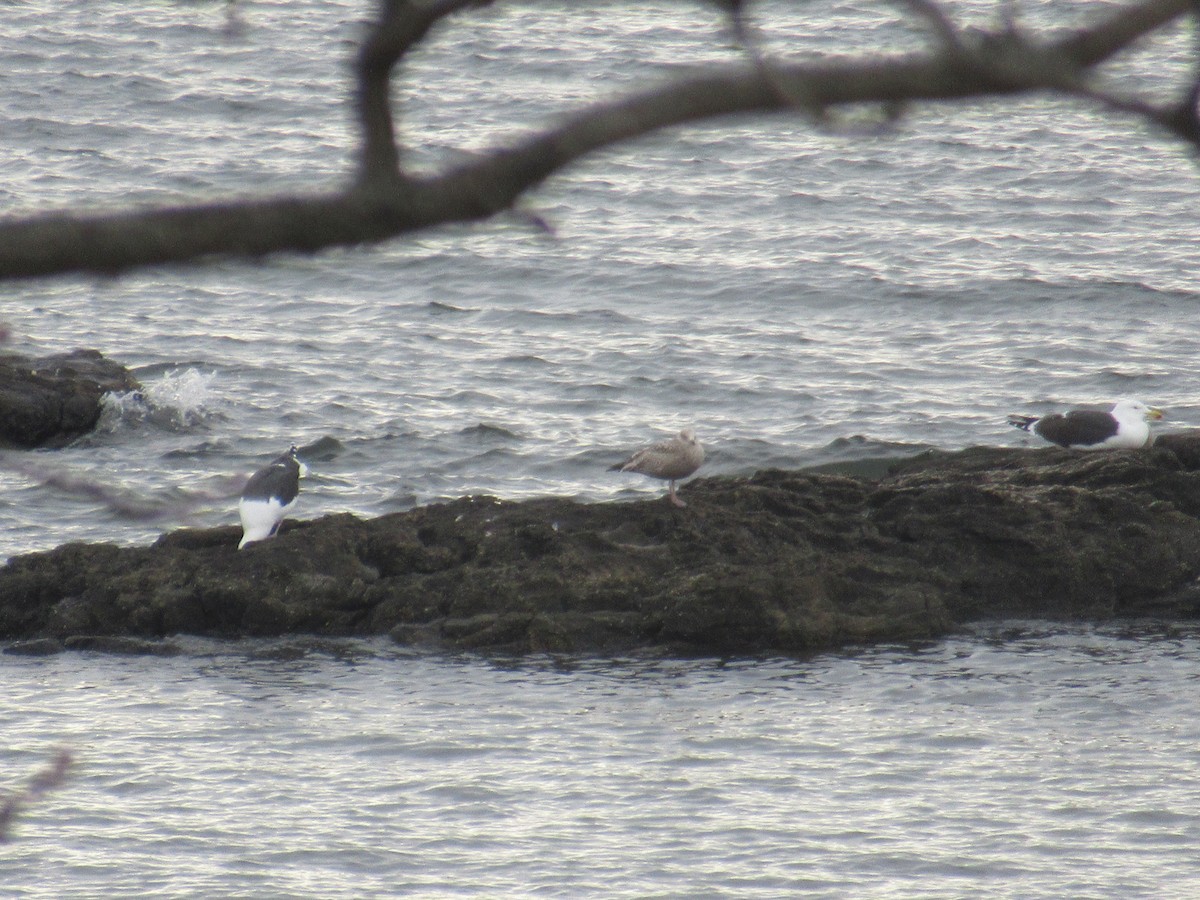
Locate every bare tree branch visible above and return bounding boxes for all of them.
[0,0,1192,282]
[355,0,489,186]
[1060,0,1190,66]
[898,0,970,55]
[0,749,73,843]
[0,452,246,522]
[1158,1,1200,147]
[706,0,752,47]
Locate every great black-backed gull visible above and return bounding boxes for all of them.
[1007,399,1163,449]
[238,445,307,549]
[609,428,705,507]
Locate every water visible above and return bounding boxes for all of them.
[2,2,1200,894]
[2,0,1199,558]
[2,623,1199,898]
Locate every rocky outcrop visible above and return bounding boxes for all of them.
[4,434,1200,656]
[0,349,140,448]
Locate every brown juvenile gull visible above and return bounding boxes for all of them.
[1007,399,1163,449]
[609,428,705,507]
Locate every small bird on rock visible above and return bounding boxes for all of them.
[609,428,705,507]
[238,445,307,549]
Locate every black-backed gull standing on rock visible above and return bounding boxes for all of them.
[1007,399,1163,449]
[238,445,307,549]
[609,428,705,507]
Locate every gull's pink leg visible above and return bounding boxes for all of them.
[668,480,687,508]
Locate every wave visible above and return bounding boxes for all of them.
[96,368,224,435]
[458,423,523,441]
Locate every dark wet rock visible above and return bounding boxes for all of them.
[3,638,65,656]
[61,635,182,656]
[0,349,140,448]
[5,436,1200,656]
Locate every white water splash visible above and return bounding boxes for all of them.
[99,369,222,433]
[141,369,221,427]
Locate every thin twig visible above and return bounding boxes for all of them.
[0,455,245,522]
[0,750,73,843]
[355,0,492,186]
[898,0,968,53]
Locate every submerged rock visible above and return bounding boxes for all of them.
[0,349,140,448]
[4,435,1200,655]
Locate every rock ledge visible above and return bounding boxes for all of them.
[4,434,1200,655]
[0,349,139,448]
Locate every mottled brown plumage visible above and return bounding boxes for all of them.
[609,428,705,507]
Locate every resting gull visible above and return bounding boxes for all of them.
[1007,399,1163,449]
[609,428,705,507]
[238,445,307,548]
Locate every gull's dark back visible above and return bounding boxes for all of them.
[241,447,301,504]
[1034,410,1119,448]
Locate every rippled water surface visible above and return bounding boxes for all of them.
[3,4,1200,894]
[2,0,1200,558]
[3,624,1200,898]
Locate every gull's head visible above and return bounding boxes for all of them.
[679,428,698,444]
[1112,399,1164,423]
[287,444,310,477]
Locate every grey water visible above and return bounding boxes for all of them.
[4,624,1200,898]
[3,0,1200,559]
[2,0,1200,894]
